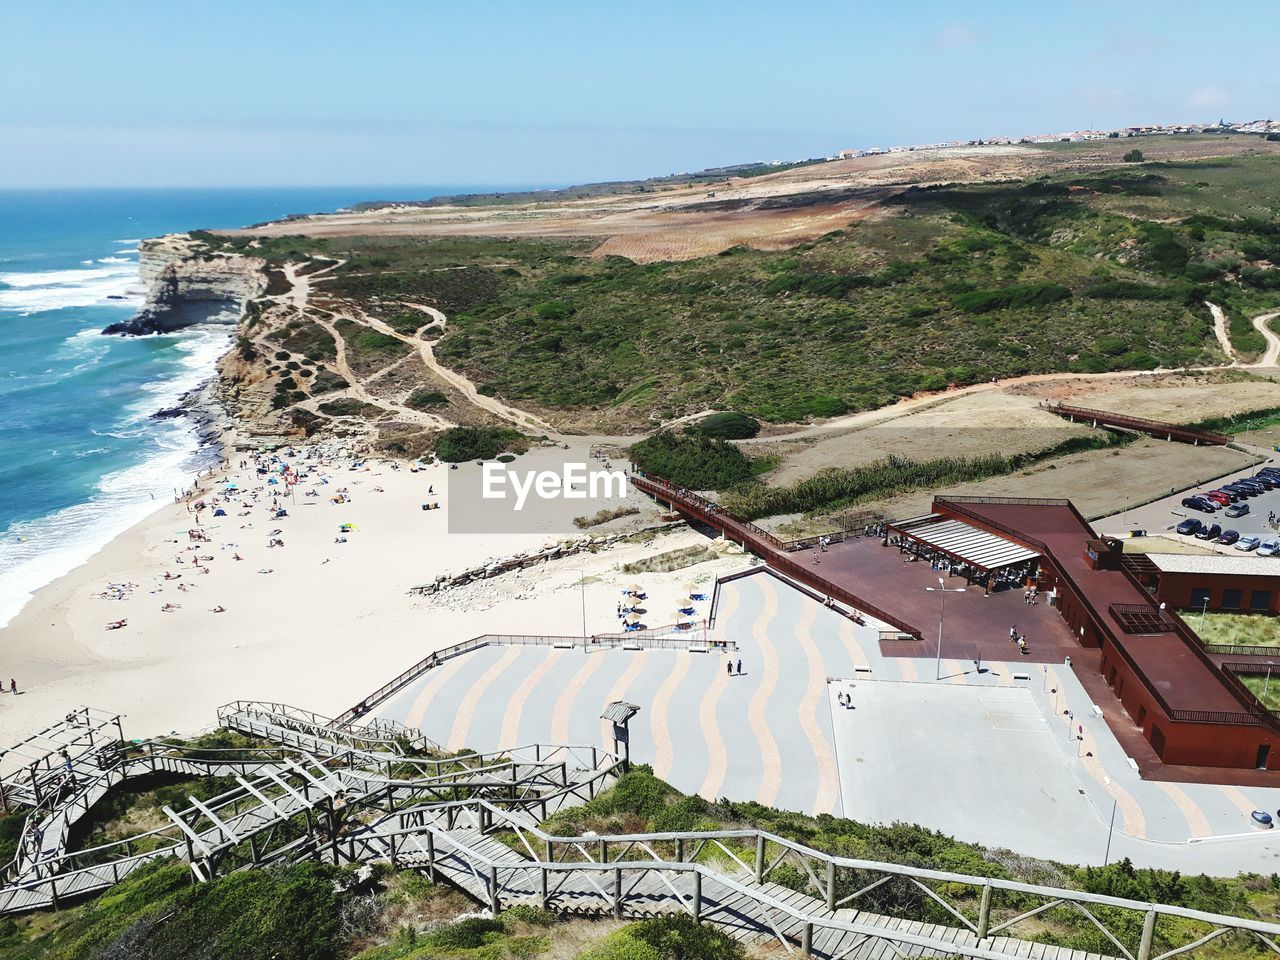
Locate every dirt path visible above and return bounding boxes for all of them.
[1253,312,1280,367]
[365,302,560,436]
[304,312,452,429]
[1208,302,1239,363]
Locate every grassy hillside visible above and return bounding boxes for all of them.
[210,153,1280,429]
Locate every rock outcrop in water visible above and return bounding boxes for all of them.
[102,235,267,335]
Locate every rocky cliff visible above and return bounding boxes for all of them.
[103,234,268,335]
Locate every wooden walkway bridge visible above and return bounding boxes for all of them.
[1040,403,1232,446]
[2,705,1279,959]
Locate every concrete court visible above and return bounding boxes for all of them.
[378,568,1280,870]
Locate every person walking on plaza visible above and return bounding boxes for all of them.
[726,660,733,677]
[736,658,742,676]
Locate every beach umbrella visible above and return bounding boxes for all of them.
[684,581,701,593]
[626,583,643,594]
[624,613,641,624]
[672,610,691,622]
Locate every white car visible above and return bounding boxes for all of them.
[1236,536,1262,552]
[1259,539,1280,557]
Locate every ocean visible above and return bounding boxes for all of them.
[0,186,513,627]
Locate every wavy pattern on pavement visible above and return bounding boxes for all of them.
[551,653,605,744]
[499,650,565,748]
[404,653,473,730]
[447,646,523,751]
[748,579,783,806]
[649,653,693,782]
[697,584,740,800]
[793,599,840,815]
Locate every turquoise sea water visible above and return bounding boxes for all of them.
[0,186,509,626]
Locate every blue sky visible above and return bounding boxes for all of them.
[2,0,1277,188]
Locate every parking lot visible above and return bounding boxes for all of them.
[1097,455,1280,556]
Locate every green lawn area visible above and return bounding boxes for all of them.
[1195,612,1280,648]
[1238,672,1280,710]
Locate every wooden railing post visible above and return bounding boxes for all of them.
[1138,909,1157,960]
[826,859,837,911]
[539,866,549,909]
[801,921,813,955]
[425,831,436,881]
[976,883,992,939]
[488,865,500,914]
[692,870,701,923]
[613,867,623,917]
[755,834,765,882]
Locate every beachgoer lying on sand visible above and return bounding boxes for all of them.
[211,605,225,613]
[233,553,243,560]
[257,568,273,574]
[106,619,127,630]
[161,603,180,612]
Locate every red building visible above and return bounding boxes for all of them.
[1141,553,1280,616]
[935,497,1280,771]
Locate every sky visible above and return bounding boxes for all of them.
[2,0,1278,189]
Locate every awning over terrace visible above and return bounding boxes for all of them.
[887,514,1040,573]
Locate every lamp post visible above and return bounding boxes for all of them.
[1197,595,1210,633]
[1103,778,1118,866]
[1265,661,1276,702]
[925,578,965,681]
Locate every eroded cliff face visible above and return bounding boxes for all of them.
[103,235,268,335]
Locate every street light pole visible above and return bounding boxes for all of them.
[1103,791,1118,866]
[1265,661,1275,701]
[1198,596,1210,633]
[925,578,966,681]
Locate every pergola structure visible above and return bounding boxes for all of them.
[885,513,1040,587]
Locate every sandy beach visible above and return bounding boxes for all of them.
[0,442,744,748]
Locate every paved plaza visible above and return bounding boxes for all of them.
[380,569,1280,870]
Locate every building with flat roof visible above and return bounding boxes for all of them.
[936,497,1280,771]
[1142,553,1280,615]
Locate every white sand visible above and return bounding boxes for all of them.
[0,450,743,747]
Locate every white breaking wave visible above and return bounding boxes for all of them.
[96,256,133,265]
[0,325,235,628]
[0,261,140,313]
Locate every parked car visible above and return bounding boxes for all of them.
[1254,475,1278,489]
[1215,489,1241,502]
[1205,491,1232,505]
[1181,497,1208,512]
[1260,539,1280,557]
[1176,518,1203,535]
[1195,523,1222,541]
[1236,536,1262,551]
[1226,503,1251,518]
[1217,530,1241,545]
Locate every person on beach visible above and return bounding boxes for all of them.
[9,679,15,694]
[726,661,732,677]
[736,658,742,675]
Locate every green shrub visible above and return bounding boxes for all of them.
[1122,149,1144,163]
[422,916,506,949]
[435,426,527,462]
[952,282,1071,313]
[629,914,745,960]
[503,904,559,926]
[690,412,760,440]
[310,369,349,394]
[405,389,449,410]
[629,431,756,490]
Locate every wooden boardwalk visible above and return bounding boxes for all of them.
[3,705,1279,960]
